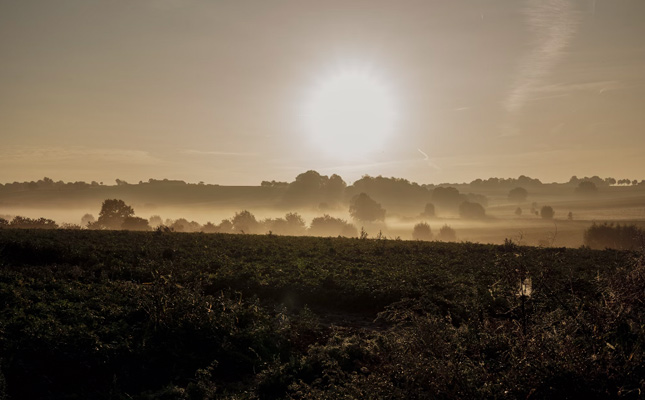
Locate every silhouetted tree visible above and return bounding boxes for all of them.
[232,210,259,234]
[471,175,542,187]
[412,222,432,241]
[265,212,307,235]
[437,224,457,241]
[261,180,289,188]
[309,215,357,237]
[201,222,218,233]
[0,218,7,228]
[464,193,488,207]
[459,201,485,219]
[283,170,346,207]
[540,206,555,220]
[94,199,135,229]
[348,175,431,214]
[121,216,151,231]
[149,215,163,228]
[170,218,201,233]
[81,213,95,227]
[218,219,234,234]
[508,187,528,203]
[584,223,644,250]
[9,216,58,229]
[432,187,460,210]
[575,181,598,194]
[326,174,347,201]
[421,203,435,218]
[349,193,386,222]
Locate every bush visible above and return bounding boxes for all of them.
[9,216,58,229]
[540,206,554,220]
[412,222,432,241]
[583,223,645,250]
[263,213,307,236]
[232,210,259,234]
[121,216,151,231]
[309,215,357,237]
[437,225,457,241]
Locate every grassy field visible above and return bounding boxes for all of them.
[1,229,644,399]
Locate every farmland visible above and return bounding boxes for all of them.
[1,229,644,399]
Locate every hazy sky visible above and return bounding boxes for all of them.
[1,0,644,185]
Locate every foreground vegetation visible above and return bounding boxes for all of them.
[1,229,644,399]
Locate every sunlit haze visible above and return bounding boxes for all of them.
[303,67,398,158]
[1,0,644,185]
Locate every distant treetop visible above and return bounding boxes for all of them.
[470,175,542,187]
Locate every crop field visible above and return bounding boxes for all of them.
[1,229,644,399]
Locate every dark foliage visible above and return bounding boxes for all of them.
[541,206,555,220]
[412,222,432,241]
[421,202,435,218]
[0,230,643,399]
[576,181,599,195]
[508,187,528,203]
[584,223,645,250]
[459,201,486,219]
[437,224,457,241]
[8,216,58,229]
[349,193,386,222]
[308,215,357,237]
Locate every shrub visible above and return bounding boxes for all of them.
[437,224,457,241]
[9,216,58,229]
[122,216,151,231]
[583,223,645,250]
[309,215,357,237]
[412,222,432,241]
[540,206,554,220]
[232,210,259,234]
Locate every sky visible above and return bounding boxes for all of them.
[1,0,644,185]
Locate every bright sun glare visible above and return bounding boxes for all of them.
[303,68,398,158]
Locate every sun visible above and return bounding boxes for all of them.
[302,68,398,158]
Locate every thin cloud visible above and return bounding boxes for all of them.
[535,80,623,95]
[504,0,581,113]
[0,146,157,165]
[181,149,256,157]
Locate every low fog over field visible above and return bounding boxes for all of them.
[2,172,644,248]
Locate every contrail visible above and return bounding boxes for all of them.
[504,0,581,113]
[417,149,441,170]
